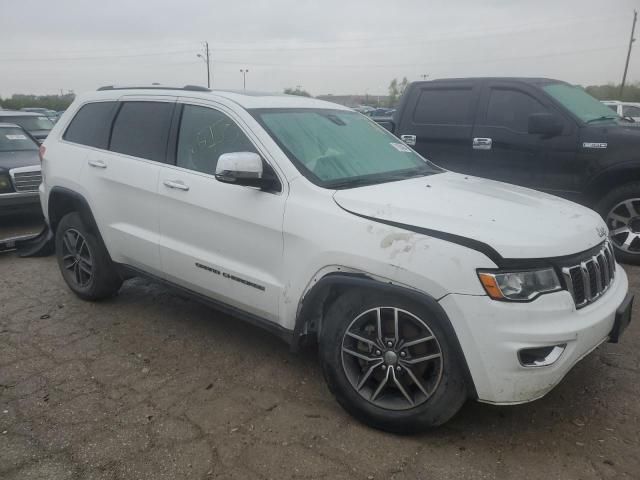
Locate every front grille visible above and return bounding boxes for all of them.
[562,241,616,308]
[12,170,42,192]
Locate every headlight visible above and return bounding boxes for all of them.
[478,268,561,301]
[0,174,13,194]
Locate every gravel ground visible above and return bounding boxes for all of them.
[1,218,639,480]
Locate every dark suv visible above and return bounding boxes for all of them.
[380,78,640,264]
[0,111,55,143]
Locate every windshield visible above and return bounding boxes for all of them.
[0,127,38,152]
[543,84,620,123]
[2,116,54,132]
[253,109,441,188]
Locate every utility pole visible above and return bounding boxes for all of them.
[620,10,637,98]
[240,69,249,90]
[197,41,211,88]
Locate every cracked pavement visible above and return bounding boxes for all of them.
[0,219,638,479]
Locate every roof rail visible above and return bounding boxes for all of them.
[97,85,211,92]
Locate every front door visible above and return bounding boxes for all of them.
[471,84,581,199]
[157,102,286,322]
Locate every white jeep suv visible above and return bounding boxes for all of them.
[38,85,633,432]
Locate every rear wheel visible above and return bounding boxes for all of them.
[319,289,468,433]
[596,182,640,265]
[55,212,122,300]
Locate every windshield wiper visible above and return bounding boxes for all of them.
[586,115,618,124]
[326,169,434,189]
[384,168,433,180]
[325,177,383,189]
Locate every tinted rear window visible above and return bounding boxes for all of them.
[109,102,174,162]
[63,102,116,148]
[413,88,474,125]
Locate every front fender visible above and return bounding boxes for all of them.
[291,271,477,397]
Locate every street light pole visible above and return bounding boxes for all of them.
[240,69,249,91]
[196,41,211,88]
[620,10,637,98]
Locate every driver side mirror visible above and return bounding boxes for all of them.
[215,152,279,191]
[528,113,563,137]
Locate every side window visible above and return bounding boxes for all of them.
[176,105,257,175]
[623,105,640,117]
[109,101,174,162]
[413,88,474,125]
[63,102,116,148]
[485,89,548,133]
[605,104,619,114]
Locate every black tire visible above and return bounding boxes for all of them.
[319,289,468,433]
[55,212,122,300]
[595,182,640,265]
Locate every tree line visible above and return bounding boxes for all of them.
[3,81,639,111]
[0,93,76,111]
[585,83,640,102]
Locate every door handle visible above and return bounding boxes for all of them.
[472,137,492,150]
[88,159,107,169]
[400,134,416,146]
[163,179,190,191]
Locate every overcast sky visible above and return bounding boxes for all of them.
[0,0,638,97]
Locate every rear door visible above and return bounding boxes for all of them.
[396,81,480,173]
[156,100,286,322]
[470,82,580,196]
[80,97,175,275]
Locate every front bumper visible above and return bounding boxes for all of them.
[440,265,629,404]
[0,191,41,214]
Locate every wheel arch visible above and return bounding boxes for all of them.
[292,272,477,398]
[585,163,640,207]
[48,186,101,236]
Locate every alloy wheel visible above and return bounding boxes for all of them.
[606,198,640,255]
[61,228,93,287]
[341,306,443,411]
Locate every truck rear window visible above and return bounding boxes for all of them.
[413,88,473,125]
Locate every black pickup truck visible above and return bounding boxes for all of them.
[377,77,640,264]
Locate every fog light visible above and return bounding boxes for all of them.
[0,175,12,194]
[518,344,566,367]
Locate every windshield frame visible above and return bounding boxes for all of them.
[250,107,442,189]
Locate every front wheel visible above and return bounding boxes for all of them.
[596,182,640,265]
[319,289,468,433]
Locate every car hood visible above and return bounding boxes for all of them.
[332,172,607,261]
[0,150,40,171]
